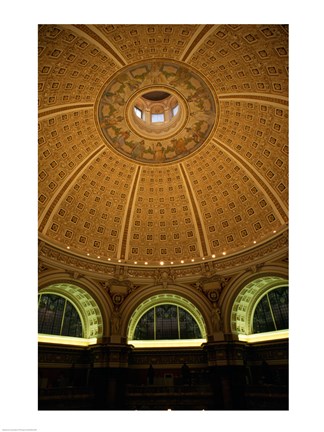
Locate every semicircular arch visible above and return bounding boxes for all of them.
[220,265,288,334]
[38,272,113,337]
[39,283,104,338]
[230,275,288,335]
[120,284,211,338]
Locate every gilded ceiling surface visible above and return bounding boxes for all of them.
[38,24,288,267]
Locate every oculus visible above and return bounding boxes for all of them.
[97,61,218,164]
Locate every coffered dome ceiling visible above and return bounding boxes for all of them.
[38,24,288,269]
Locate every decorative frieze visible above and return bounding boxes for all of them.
[38,229,287,283]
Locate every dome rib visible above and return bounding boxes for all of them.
[39,144,106,234]
[74,24,127,67]
[179,163,209,257]
[119,166,142,261]
[214,139,288,223]
[180,24,215,62]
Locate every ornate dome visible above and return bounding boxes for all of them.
[38,24,288,270]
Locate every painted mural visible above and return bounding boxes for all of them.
[97,61,217,164]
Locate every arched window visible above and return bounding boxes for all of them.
[231,276,289,342]
[133,304,202,340]
[252,286,288,333]
[127,294,207,347]
[38,293,83,338]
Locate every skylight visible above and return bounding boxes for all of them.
[134,106,143,119]
[172,104,179,117]
[151,113,164,123]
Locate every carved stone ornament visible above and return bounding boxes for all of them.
[38,231,287,282]
[112,293,124,305]
[208,290,220,302]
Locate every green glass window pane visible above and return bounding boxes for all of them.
[61,302,83,337]
[268,286,289,330]
[156,305,178,339]
[38,294,65,335]
[134,308,154,340]
[179,308,202,338]
[38,294,83,338]
[252,286,289,334]
[253,295,276,333]
[133,304,202,340]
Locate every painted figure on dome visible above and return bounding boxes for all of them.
[131,140,146,159]
[114,130,130,146]
[116,72,142,92]
[154,142,166,161]
[148,62,168,85]
[169,66,194,90]
[171,137,188,156]
[100,114,123,129]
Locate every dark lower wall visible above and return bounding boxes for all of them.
[38,339,288,410]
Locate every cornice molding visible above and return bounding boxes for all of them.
[39,228,288,283]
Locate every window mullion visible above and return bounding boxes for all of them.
[38,294,47,331]
[267,293,277,331]
[59,298,68,336]
[177,306,180,339]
